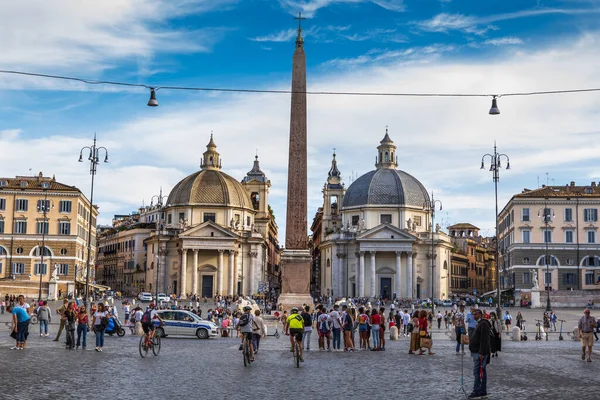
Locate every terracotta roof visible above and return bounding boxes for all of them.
[515,182,600,198]
[0,173,81,193]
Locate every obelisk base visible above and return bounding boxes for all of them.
[278,249,313,311]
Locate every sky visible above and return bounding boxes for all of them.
[1,0,600,241]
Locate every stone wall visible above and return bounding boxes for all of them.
[539,289,600,307]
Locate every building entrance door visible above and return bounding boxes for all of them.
[202,275,214,298]
[380,278,392,299]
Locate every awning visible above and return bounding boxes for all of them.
[481,288,512,297]
[76,280,111,291]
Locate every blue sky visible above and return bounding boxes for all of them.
[2,0,600,240]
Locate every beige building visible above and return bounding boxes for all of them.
[313,132,453,300]
[498,182,600,301]
[0,173,98,298]
[142,135,280,298]
[96,213,154,295]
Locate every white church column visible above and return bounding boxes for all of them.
[191,249,198,297]
[217,250,224,295]
[234,251,239,295]
[370,251,376,298]
[395,251,402,299]
[249,250,257,295]
[406,252,413,299]
[337,253,344,297]
[359,251,365,298]
[228,250,235,295]
[180,249,188,299]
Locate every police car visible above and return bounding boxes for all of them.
[153,310,218,339]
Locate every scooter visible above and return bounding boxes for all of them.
[105,316,126,337]
[558,319,566,341]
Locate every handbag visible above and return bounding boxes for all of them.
[10,330,17,339]
[420,337,433,349]
[419,330,427,337]
[461,334,470,345]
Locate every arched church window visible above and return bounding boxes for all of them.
[251,192,260,210]
[209,156,214,166]
[385,152,389,162]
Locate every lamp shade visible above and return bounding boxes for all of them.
[147,88,158,107]
[489,97,500,115]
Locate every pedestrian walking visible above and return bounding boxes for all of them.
[468,308,491,399]
[466,306,476,337]
[370,307,381,351]
[330,304,342,351]
[418,309,434,355]
[503,311,512,335]
[454,304,466,355]
[436,310,443,329]
[37,301,51,337]
[92,303,109,352]
[251,309,267,354]
[301,305,313,351]
[317,307,331,351]
[53,299,69,342]
[134,306,144,336]
[578,308,596,362]
[489,311,502,358]
[76,305,91,350]
[64,302,76,350]
[408,311,420,354]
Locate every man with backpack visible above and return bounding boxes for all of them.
[286,307,305,361]
[317,306,331,351]
[238,306,255,361]
[468,308,492,399]
[141,303,164,346]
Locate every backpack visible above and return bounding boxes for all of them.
[407,322,414,333]
[141,310,153,324]
[238,313,250,327]
[320,318,330,333]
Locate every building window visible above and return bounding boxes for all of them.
[16,247,23,254]
[0,219,4,234]
[584,208,598,222]
[380,214,392,224]
[565,230,574,243]
[34,263,48,275]
[414,216,422,226]
[20,181,27,188]
[523,272,531,284]
[0,198,5,211]
[60,248,68,255]
[59,200,72,213]
[587,231,596,243]
[247,216,251,227]
[585,256,598,267]
[543,230,552,243]
[564,208,573,222]
[539,255,558,266]
[522,208,530,222]
[12,263,25,274]
[178,212,185,222]
[56,264,69,275]
[16,199,28,212]
[544,272,552,284]
[14,220,27,234]
[204,213,216,223]
[563,273,577,285]
[37,200,50,212]
[0,247,6,256]
[566,258,574,266]
[351,215,359,226]
[522,230,530,243]
[36,221,49,235]
[523,257,530,265]
[0,180,6,187]
[585,272,595,285]
[34,246,51,257]
[59,221,71,235]
[167,214,172,224]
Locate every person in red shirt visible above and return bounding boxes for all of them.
[418,309,435,355]
[370,310,382,350]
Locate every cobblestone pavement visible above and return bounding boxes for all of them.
[0,312,598,400]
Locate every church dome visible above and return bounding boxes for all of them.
[342,131,429,209]
[342,169,430,209]
[167,135,252,209]
[167,169,252,208]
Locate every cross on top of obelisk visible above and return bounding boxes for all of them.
[294,12,306,32]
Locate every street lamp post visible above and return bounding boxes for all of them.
[150,189,168,304]
[423,192,442,318]
[481,142,510,317]
[37,190,51,302]
[538,200,554,312]
[78,134,109,307]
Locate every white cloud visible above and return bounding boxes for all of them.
[484,37,524,46]
[0,0,235,72]
[340,28,407,43]
[250,29,298,42]
[277,0,405,18]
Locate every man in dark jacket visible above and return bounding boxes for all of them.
[468,308,491,399]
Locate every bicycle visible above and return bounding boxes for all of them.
[30,314,38,325]
[242,334,252,367]
[292,336,301,368]
[139,329,161,358]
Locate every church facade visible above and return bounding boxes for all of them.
[313,132,453,300]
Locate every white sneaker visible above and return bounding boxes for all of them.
[10,346,18,350]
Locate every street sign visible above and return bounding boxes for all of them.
[473,289,477,295]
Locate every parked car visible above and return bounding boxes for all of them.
[138,292,153,302]
[154,293,170,303]
[442,300,453,307]
[153,310,218,339]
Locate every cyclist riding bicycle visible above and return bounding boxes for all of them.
[141,303,164,346]
[286,307,305,362]
[238,306,255,361]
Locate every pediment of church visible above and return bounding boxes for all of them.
[178,220,238,240]
[357,224,416,241]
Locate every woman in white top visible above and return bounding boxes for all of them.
[93,303,110,352]
[252,310,268,354]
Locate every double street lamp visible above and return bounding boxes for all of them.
[538,200,554,312]
[423,192,442,318]
[150,189,168,303]
[481,143,510,317]
[78,135,109,307]
[37,190,52,302]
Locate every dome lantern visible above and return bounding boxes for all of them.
[200,133,222,170]
[376,127,398,170]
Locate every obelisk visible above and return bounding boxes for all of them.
[278,13,314,310]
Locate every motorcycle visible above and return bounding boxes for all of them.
[105,316,126,337]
